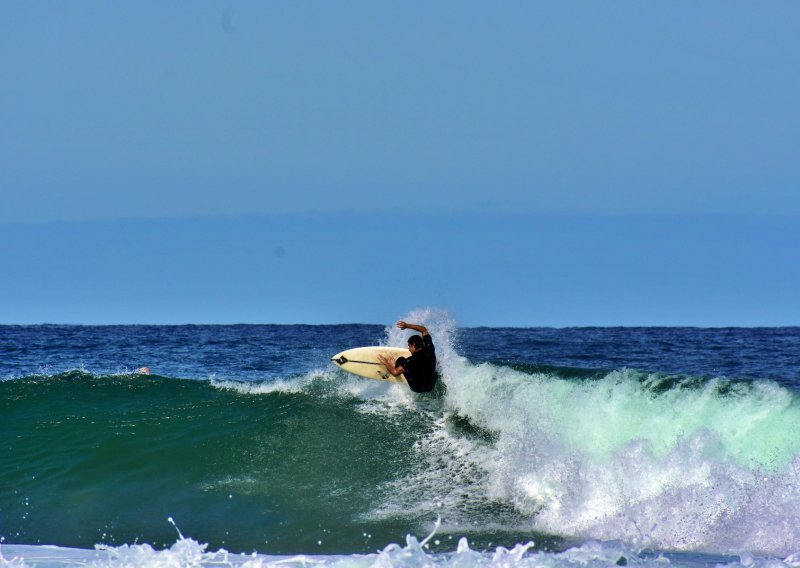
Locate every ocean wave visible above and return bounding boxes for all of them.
[3,313,800,557]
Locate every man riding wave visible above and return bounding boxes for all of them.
[378,320,439,393]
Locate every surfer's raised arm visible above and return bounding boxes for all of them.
[397,321,429,336]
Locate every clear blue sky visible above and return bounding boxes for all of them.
[1,3,798,326]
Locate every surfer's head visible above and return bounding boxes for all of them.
[408,335,424,353]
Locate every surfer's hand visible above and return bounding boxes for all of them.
[397,321,408,329]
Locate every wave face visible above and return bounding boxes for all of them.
[1,317,800,563]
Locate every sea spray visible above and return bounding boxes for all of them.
[440,361,800,555]
[383,308,462,374]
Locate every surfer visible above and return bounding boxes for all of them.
[378,321,438,393]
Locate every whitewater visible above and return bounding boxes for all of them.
[1,311,799,567]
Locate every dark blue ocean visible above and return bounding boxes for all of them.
[2,310,800,567]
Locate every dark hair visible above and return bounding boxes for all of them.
[408,335,424,349]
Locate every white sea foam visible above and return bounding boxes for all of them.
[439,361,800,555]
[4,532,799,568]
[361,309,800,557]
[210,369,334,395]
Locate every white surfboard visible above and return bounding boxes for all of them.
[331,346,411,383]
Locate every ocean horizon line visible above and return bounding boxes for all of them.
[2,322,798,330]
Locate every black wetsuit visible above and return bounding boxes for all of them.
[399,335,438,393]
